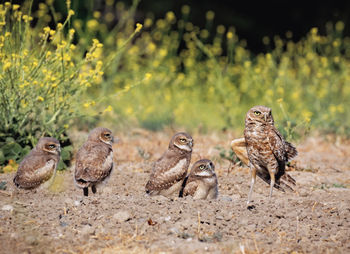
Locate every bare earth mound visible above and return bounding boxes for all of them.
[1,130,350,253]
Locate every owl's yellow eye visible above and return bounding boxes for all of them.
[180,138,186,143]
[254,111,261,116]
[199,165,205,170]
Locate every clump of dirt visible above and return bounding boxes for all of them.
[1,130,350,253]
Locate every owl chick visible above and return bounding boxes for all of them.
[244,105,297,204]
[13,137,61,189]
[74,127,114,196]
[181,159,218,200]
[145,132,193,197]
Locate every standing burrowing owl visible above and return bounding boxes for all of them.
[13,137,61,189]
[244,105,297,204]
[74,127,114,196]
[145,132,193,197]
[181,159,218,200]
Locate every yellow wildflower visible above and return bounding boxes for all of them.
[335,21,344,32]
[12,4,20,10]
[69,28,75,36]
[125,107,133,115]
[217,25,225,34]
[57,23,63,30]
[145,73,152,80]
[87,19,99,31]
[166,11,175,23]
[310,27,318,35]
[104,105,113,112]
[93,11,101,19]
[37,96,44,102]
[3,61,11,71]
[181,5,190,15]
[73,20,82,29]
[43,26,50,33]
[135,23,143,33]
[144,18,153,28]
[206,11,215,20]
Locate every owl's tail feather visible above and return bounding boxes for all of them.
[256,171,296,192]
[278,173,296,192]
[285,141,298,161]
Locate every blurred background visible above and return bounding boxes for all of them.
[49,0,350,52]
[1,0,350,170]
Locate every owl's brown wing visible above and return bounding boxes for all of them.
[75,142,113,186]
[267,126,286,162]
[145,150,188,193]
[14,154,57,189]
[182,179,198,197]
[231,137,249,165]
[265,126,297,191]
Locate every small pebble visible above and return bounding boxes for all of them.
[113,210,131,223]
[2,205,13,212]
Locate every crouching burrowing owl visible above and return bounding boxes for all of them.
[145,132,193,198]
[180,159,218,200]
[74,127,114,196]
[244,105,297,204]
[14,137,61,189]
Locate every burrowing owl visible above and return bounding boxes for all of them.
[181,159,218,200]
[13,137,61,189]
[244,105,297,204]
[145,132,193,197]
[74,127,114,196]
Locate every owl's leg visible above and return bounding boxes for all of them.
[91,185,97,194]
[269,173,275,199]
[247,164,256,205]
[83,187,88,196]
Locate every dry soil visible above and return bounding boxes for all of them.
[1,130,350,253]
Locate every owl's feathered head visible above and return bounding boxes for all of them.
[36,137,61,155]
[88,127,114,145]
[169,132,193,152]
[245,105,274,125]
[190,159,216,177]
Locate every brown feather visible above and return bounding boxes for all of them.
[182,181,199,196]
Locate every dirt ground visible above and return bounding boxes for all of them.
[1,129,350,254]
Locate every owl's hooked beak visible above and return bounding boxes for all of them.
[264,113,267,122]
